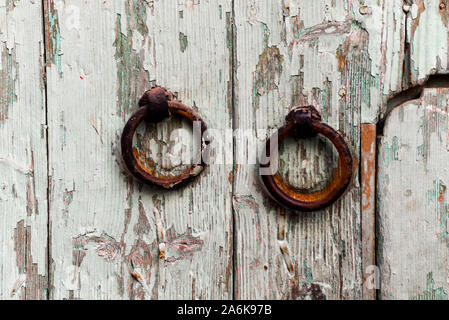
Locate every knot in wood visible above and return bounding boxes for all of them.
[286,106,322,139]
[138,86,173,123]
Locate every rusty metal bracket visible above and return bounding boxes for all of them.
[121,86,209,189]
[260,105,353,212]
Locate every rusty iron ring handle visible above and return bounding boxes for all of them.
[260,106,353,212]
[121,87,208,189]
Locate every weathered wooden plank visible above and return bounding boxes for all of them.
[233,0,377,300]
[378,86,449,300]
[406,0,449,85]
[0,0,48,299]
[361,124,376,300]
[46,0,233,299]
[355,0,406,123]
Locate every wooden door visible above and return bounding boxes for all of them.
[0,0,448,300]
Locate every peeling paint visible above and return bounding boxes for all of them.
[412,272,447,300]
[73,231,121,262]
[232,195,259,213]
[14,221,48,299]
[113,1,150,120]
[252,24,283,108]
[384,136,399,167]
[62,184,75,218]
[0,43,18,123]
[44,0,63,77]
[127,239,159,300]
[164,228,204,264]
[291,282,326,300]
[426,180,449,246]
[134,198,151,236]
[179,32,188,52]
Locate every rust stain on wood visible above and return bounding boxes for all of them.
[361,124,376,300]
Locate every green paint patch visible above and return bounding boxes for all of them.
[384,136,399,167]
[45,0,63,77]
[113,1,150,120]
[412,272,448,300]
[312,80,332,121]
[0,44,18,124]
[179,32,188,53]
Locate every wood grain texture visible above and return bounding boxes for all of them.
[378,87,449,300]
[45,0,233,300]
[0,0,48,300]
[233,0,376,300]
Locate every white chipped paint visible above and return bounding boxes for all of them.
[0,0,48,300]
[378,88,449,300]
[409,0,449,84]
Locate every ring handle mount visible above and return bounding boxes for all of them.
[121,86,208,190]
[260,105,354,212]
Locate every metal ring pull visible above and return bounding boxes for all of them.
[121,86,208,189]
[260,106,353,212]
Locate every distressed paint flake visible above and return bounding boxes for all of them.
[44,0,63,77]
[179,32,188,53]
[73,231,121,262]
[113,1,150,120]
[14,221,48,300]
[0,44,17,123]
[252,24,283,108]
[412,273,448,300]
[408,0,449,84]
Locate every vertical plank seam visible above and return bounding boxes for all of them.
[40,0,51,300]
[375,4,414,300]
[230,0,237,301]
[402,1,412,89]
